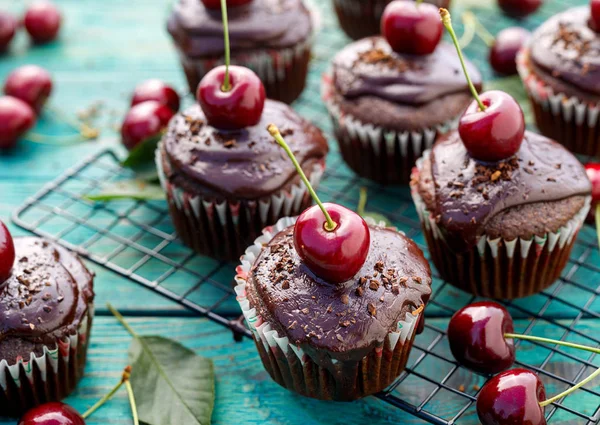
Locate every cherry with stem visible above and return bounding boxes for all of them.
[268,124,370,284]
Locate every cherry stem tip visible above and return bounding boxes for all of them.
[81,366,131,419]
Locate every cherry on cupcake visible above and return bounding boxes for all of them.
[0,220,15,283]
[131,79,180,113]
[381,0,443,55]
[4,65,53,113]
[477,369,547,425]
[489,27,531,75]
[0,96,36,150]
[441,9,525,162]
[19,402,85,425]
[121,101,174,151]
[201,0,252,8]
[24,1,62,44]
[591,0,600,34]
[498,0,543,18]
[268,124,371,283]
[0,11,18,53]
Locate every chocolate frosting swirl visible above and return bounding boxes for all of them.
[246,224,431,362]
[167,0,313,58]
[0,238,94,361]
[332,37,482,106]
[530,6,600,96]
[430,131,591,250]
[162,100,328,200]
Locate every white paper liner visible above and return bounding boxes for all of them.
[233,216,423,399]
[0,305,93,414]
[410,150,591,298]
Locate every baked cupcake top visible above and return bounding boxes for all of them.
[245,223,431,359]
[415,131,592,250]
[0,238,94,362]
[528,6,600,101]
[330,37,482,130]
[167,0,313,58]
[160,100,328,200]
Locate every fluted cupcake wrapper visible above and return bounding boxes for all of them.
[517,47,600,157]
[410,151,591,300]
[156,145,326,262]
[0,306,94,417]
[321,72,459,185]
[234,216,422,401]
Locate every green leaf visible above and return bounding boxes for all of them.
[485,76,534,126]
[362,211,392,227]
[128,336,215,425]
[122,133,162,169]
[84,179,165,202]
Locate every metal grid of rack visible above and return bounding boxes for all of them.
[12,0,600,423]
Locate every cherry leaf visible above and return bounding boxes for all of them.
[122,133,162,169]
[84,179,164,201]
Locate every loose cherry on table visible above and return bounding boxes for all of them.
[0,220,15,283]
[268,125,371,283]
[131,79,180,113]
[24,1,62,44]
[0,96,36,150]
[18,403,86,425]
[489,27,531,76]
[585,163,600,223]
[201,0,252,8]
[381,0,443,55]
[121,101,175,151]
[4,65,53,113]
[497,0,543,18]
[441,9,525,162]
[591,0,600,32]
[0,11,18,53]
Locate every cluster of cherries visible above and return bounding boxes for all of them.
[0,1,61,52]
[0,65,53,149]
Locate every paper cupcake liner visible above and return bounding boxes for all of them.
[0,306,94,417]
[322,72,459,185]
[517,47,600,157]
[410,151,591,299]
[156,145,326,262]
[234,217,423,401]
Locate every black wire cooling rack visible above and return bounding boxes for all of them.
[11,0,600,423]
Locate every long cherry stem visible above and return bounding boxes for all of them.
[81,366,132,419]
[440,8,486,112]
[504,334,600,355]
[539,367,600,407]
[268,124,337,232]
[220,0,231,92]
[125,379,140,425]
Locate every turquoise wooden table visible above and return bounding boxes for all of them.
[1,0,600,424]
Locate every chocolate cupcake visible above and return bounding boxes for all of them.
[0,238,95,416]
[167,0,314,104]
[322,37,482,184]
[517,6,600,157]
[156,100,328,261]
[234,217,432,400]
[410,131,592,299]
[333,0,451,40]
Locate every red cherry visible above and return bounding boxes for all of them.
[0,96,36,150]
[448,302,516,374]
[197,65,265,130]
[490,27,531,75]
[591,0,600,32]
[497,0,542,18]
[201,0,253,8]
[0,11,17,53]
[4,65,53,113]
[477,369,546,425]
[381,0,443,55]
[121,101,174,151]
[131,79,180,113]
[294,203,370,283]
[18,402,85,425]
[459,91,525,162]
[24,1,62,44]
[585,163,600,223]
[0,220,15,283]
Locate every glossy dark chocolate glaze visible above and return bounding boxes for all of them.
[430,131,591,250]
[530,6,600,96]
[167,0,313,58]
[162,100,328,200]
[246,224,431,364]
[332,37,482,106]
[0,238,94,361]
